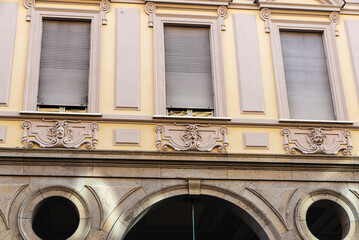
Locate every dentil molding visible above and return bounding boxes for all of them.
[22,119,99,149]
[281,127,352,155]
[155,123,229,152]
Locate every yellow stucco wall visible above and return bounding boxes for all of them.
[1,0,359,156]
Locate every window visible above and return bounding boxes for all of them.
[269,20,348,121]
[37,20,90,112]
[164,25,214,117]
[24,8,102,113]
[280,31,335,120]
[153,13,227,117]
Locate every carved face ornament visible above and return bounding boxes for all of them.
[183,125,202,144]
[308,128,326,146]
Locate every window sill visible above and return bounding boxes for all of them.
[279,119,353,125]
[20,111,102,117]
[153,115,231,121]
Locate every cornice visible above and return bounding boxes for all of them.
[0,111,357,128]
[255,0,343,12]
[0,147,357,167]
[144,0,231,6]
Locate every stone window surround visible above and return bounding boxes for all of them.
[295,189,359,240]
[269,19,348,121]
[152,13,227,117]
[18,185,92,240]
[23,7,102,113]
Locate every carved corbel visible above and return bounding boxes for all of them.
[155,123,229,152]
[260,8,271,33]
[217,6,228,31]
[281,127,352,155]
[100,0,111,25]
[22,119,99,149]
[330,12,340,36]
[24,0,35,21]
[145,2,156,27]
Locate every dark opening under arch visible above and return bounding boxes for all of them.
[306,199,350,240]
[32,196,80,240]
[123,195,264,240]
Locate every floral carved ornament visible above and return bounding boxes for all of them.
[22,119,99,149]
[281,127,352,155]
[155,123,229,152]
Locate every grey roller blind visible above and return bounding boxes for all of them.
[164,26,214,109]
[37,20,90,107]
[280,31,335,120]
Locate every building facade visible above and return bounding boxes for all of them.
[0,0,359,239]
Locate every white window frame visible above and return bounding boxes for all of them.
[269,19,348,121]
[153,13,227,117]
[24,7,102,113]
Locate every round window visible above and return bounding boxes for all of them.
[306,200,349,240]
[32,196,80,240]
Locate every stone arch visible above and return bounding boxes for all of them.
[18,185,92,240]
[107,183,282,240]
[295,188,359,240]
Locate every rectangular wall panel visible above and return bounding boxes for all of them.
[233,14,265,113]
[0,2,18,105]
[243,133,268,149]
[115,8,140,109]
[346,20,359,104]
[113,129,141,146]
[0,126,6,143]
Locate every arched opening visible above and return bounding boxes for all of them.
[32,196,80,240]
[123,195,262,240]
[306,199,350,240]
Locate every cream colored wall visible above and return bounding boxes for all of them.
[1,0,359,155]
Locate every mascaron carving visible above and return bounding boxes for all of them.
[281,127,352,155]
[155,123,228,152]
[22,119,99,149]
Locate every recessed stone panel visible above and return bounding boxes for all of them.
[243,133,268,149]
[113,129,141,146]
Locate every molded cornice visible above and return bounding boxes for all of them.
[255,0,344,12]
[144,0,231,6]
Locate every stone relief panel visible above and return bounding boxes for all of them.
[281,127,352,155]
[155,123,229,152]
[22,119,99,149]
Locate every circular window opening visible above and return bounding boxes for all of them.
[32,196,80,240]
[306,199,350,240]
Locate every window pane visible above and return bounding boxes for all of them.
[280,31,335,120]
[164,26,214,109]
[37,20,90,107]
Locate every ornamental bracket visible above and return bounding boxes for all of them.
[155,123,229,152]
[281,127,352,155]
[22,119,99,149]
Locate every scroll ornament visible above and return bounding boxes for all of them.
[22,120,99,149]
[281,127,352,155]
[155,123,229,152]
[145,2,156,27]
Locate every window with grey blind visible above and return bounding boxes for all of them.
[280,31,335,120]
[164,25,214,115]
[37,20,91,109]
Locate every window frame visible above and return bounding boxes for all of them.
[269,19,348,121]
[24,7,102,113]
[153,13,227,117]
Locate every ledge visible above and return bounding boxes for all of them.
[144,0,230,6]
[20,111,102,117]
[279,119,354,125]
[153,115,231,121]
